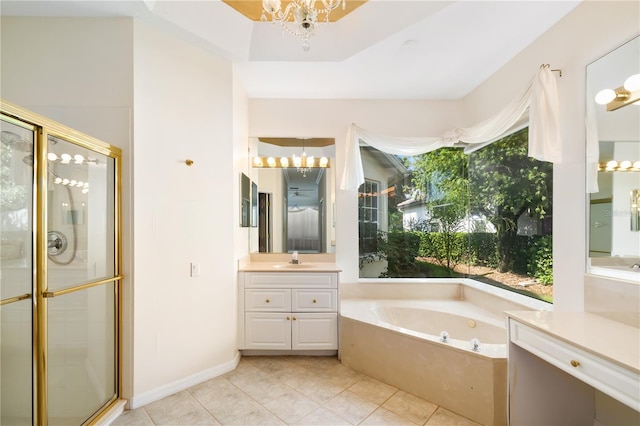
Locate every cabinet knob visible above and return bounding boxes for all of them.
[312,299,317,303]
[570,359,580,367]
[286,316,290,320]
[293,317,297,321]
[265,299,270,303]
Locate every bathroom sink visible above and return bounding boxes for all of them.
[272,263,316,269]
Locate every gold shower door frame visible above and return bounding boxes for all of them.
[0,99,123,425]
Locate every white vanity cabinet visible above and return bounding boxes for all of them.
[239,271,339,352]
[507,311,640,425]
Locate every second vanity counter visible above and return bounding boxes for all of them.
[506,310,640,424]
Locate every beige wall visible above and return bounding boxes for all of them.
[131,20,238,404]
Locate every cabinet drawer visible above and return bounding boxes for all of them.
[292,289,337,312]
[244,272,337,288]
[509,319,640,411]
[245,289,291,311]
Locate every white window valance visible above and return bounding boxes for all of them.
[340,66,562,190]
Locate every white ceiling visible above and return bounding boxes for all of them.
[1,0,581,99]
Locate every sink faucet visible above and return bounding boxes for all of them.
[290,251,300,264]
[632,263,640,270]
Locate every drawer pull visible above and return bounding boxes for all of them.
[312,299,317,303]
[265,299,270,303]
[570,360,580,368]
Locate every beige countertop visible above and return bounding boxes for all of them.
[239,262,342,272]
[506,310,640,373]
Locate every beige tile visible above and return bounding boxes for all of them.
[295,375,346,403]
[223,363,271,388]
[348,377,397,405]
[269,364,313,388]
[261,388,320,424]
[425,407,482,426]
[324,390,379,425]
[200,390,285,425]
[143,391,218,425]
[111,408,154,425]
[323,363,365,389]
[382,390,438,425]
[188,377,242,408]
[293,406,353,426]
[360,407,418,426]
[233,374,293,404]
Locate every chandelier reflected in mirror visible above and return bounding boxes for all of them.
[261,0,346,51]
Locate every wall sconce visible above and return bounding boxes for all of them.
[595,73,640,111]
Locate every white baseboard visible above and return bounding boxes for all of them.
[129,352,241,409]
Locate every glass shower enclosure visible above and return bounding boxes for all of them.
[0,100,122,425]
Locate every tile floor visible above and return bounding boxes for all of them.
[112,356,481,426]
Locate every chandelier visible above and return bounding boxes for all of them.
[261,0,347,51]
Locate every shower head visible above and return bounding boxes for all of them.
[22,154,34,167]
[1,131,33,153]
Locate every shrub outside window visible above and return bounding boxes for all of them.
[357,128,553,302]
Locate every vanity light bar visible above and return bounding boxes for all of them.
[605,87,640,111]
[598,160,640,171]
[252,156,330,168]
[595,73,640,111]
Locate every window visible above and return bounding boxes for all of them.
[357,128,553,302]
[358,180,379,255]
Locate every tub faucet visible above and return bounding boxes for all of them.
[290,251,300,264]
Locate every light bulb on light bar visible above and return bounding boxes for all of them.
[606,160,618,169]
[74,154,84,164]
[306,156,315,167]
[280,157,289,167]
[595,89,617,105]
[60,153,72,164]
[293,155,302,168]
[54,177,62,184]
[634,161,640,169]
[619,160,632,170]
[47,153,58,161]
[253,157,263,167]
[62,178,70,185]
[624,73,640,92]
[267,157,276,167]
[319,157,328,167]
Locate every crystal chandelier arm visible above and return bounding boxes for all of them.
[263,0,300,23]
[320,0,346,12]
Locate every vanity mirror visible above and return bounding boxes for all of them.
[249,137,336,254]
[586,35,640,279]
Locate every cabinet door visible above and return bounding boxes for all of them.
[245,313,291,350]
[291,313,338,350]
